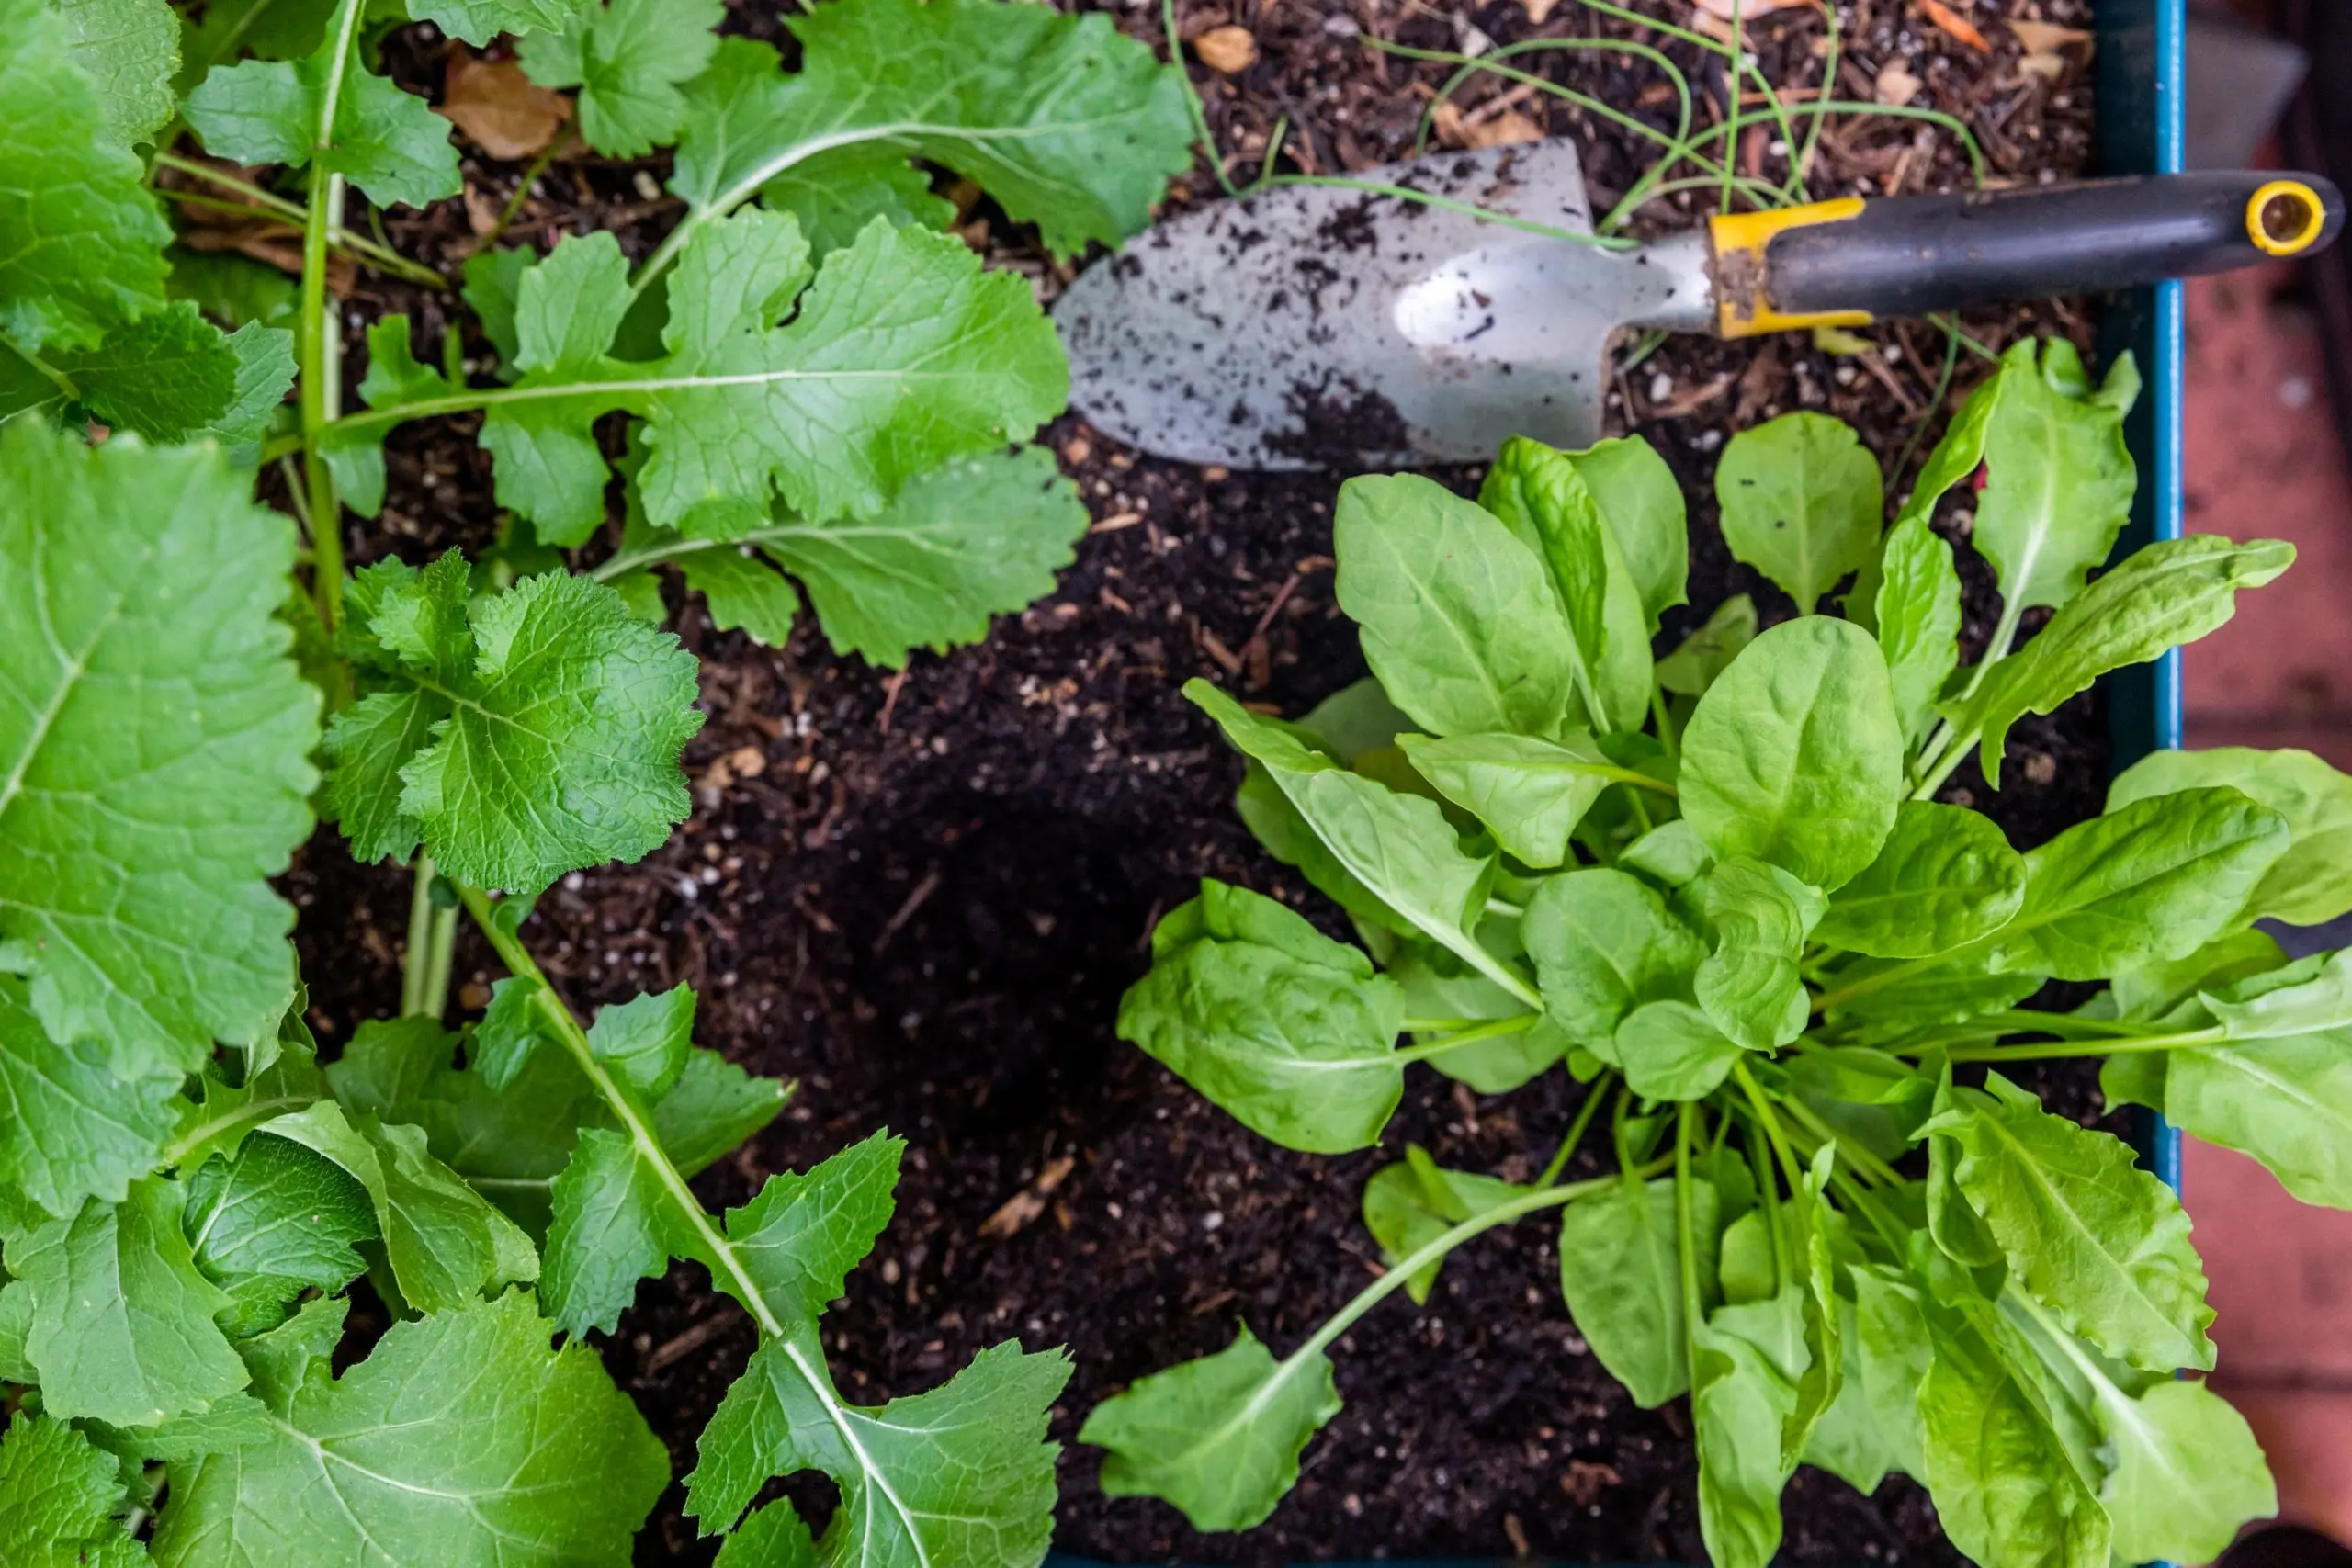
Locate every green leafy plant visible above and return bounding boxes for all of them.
[0,0,1189,1559]
[1082,336,2323,1568]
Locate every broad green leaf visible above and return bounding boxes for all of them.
[1920,1303,2111,1568]
[1686,857,1822,1052]
[1363,1145,1527,1303]
[0,0,171,352]
[2110,746,2352,926]
[324,558,703,894]
[195,322,297,457]
[1568,434,1687,634]
[1334,474,1577,739]
[1850,1265,1930,1477]
[1557,1176,1717,1405]
[0,978,177,1223]
[408,0,588,48]
[1816,801,2026,958]
[1621,818,1711,886]
[14,1180,247,1426]
[1189,681,1530,1005]
[1679,616,1902,890]
[2110,927,2289,1024]
[670,3,1191,260]
[1872,515,1962,746]
[184,31,461,210]
[1952,535,2294,784]
[652,1049,795,1178]
[1930,1074,2214,1371]
[1613,999,1748,1100]
[1968,337,2138,615]
[1655,594,1756,697]
[184,1131,376,1330]
[1397,730,1626,868]
[690,1332,1070,1567]
[1801,1298,1894,1495]
[2096,1375,2276,1564]
[2202,947,2352,1038]
[1078,1322,1338,1533]
[1695,1292,1805,1568]
[1477,436,1649,732]
[758,446,1088,666]
[266,1100,538,1314]
[1981,786,2289,981]
[519,0,719,155]
[347,213,1065,547]
[2165,1030,2352,1208]
[55,0,177,151]
[0,299,251,444]
[1117,880,1406,1154]
[1715,411,1883,613]
[0,1412,144,1568]
[0,423,318,1076]
[755,142,957,260]
[152,1291,667,1567]
[1522,867,1705,1050]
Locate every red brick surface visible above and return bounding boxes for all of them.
[2181,265,2352,1545]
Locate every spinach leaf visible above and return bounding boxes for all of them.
[1334,475,1578,739]
[2109,746,2352,926]
[1679,616,1903,890]
[1816,801,2026,958]
[1558,1176,1718,1406]
[1714,411,1883,614]
[1119,881,1407,1154]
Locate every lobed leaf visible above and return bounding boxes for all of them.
[0,0,172,352]
[185,29,461,210]
[518,0,721,156]
[0,1411,144,1568]
[324,558,704,895]
[152,1291,668,1567]
[670,0,1191,260]
[0,423,319,1077]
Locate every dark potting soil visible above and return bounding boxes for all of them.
[273,1,2125,1562]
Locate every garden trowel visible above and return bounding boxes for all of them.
[1054,141,2343,468]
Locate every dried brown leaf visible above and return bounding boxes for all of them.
[1875,60,1923,106]
[438,48,571,160]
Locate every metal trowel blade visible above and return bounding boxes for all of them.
[1053,141,1709,470]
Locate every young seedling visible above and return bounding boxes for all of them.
[1085,336,2314,1568]
[0,0,1191,1560]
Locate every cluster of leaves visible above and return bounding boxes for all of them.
[1083,336,2332,1568]
[1,0,1192,1561]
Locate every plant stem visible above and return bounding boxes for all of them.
[1279,1162,1663,1377]
[1539,1073,1617,1188]
[1775,1089,1906,1189]
[1394,1010,1541,1063]
[401,856,458,1021]
[1933,1026,2223,1065]
[1674,1100,1702,1371]
[1730,1059,1805,1192]
[297,0,365,637]
[150,151,448,288]
[1162,0,1241,201]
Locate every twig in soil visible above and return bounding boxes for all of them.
[876,666,910,732]
[872,866,943,956]
[643,1305,746,1374]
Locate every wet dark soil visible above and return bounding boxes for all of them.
[274,0,2120,1562]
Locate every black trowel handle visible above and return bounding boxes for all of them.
[1707,171,2345,337]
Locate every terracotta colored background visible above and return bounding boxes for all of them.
[2181,255,2352,1545]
